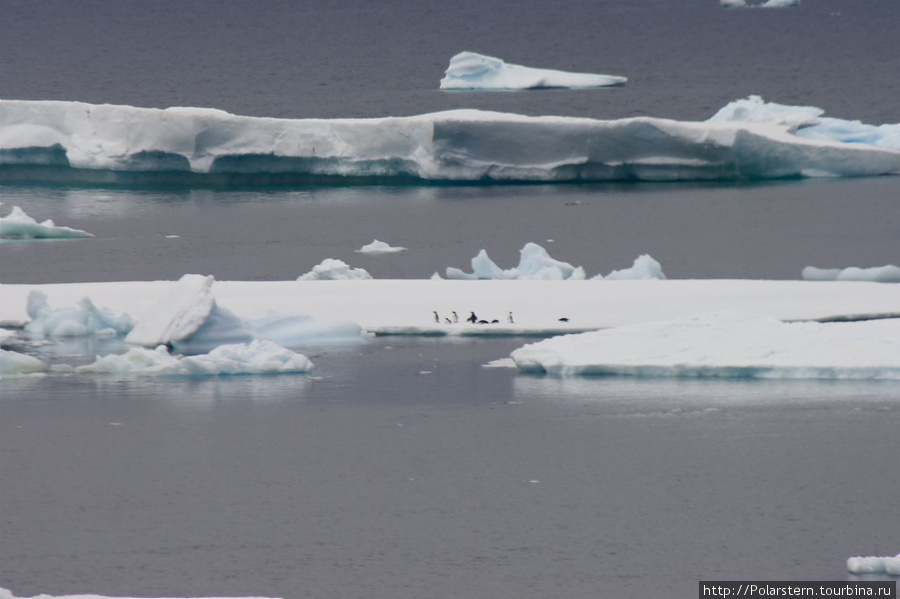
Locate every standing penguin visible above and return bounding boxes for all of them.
[452,311,459,323]
[467,311,477,323]
[433,311,440,323]
[507,311,514,324]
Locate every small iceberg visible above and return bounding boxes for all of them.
[75,339,312,377]
[846,552,900,575]
[511,311,900,379]
[0,348,48,376]
[802,265,900,283]
[297,258,373,281]
[599,254,666,280]
[439,51,627,91]
[356,239,407,254]
[25,291,134,338]
[446,242,586,280]
[0,204,93,240]
[0,587,281,599]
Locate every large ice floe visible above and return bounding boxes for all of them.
[0,203,93,239]
[511,311,900,379]
[25,291,134,338]
[1,97,899,185]
[439,51,627,91]
[297,258,373,280]
[0,588,280,599]
[846,553,900,576]
[802,265,900,283]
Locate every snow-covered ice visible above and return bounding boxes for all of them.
[0,348,48,376]
[446,243,586,280]
[0,204,93,239]
[25,291,134,338]
[600,254,666,280]
[2,99,899,184]
[298,258,373,281]
[846,553,900,575]
[247,313,367,346]
[75,339,312,377]
[356,239,407,254]
[802,265,900,283]
[0,587,280,599]
[511,311,900,379]
[439,51,627,91]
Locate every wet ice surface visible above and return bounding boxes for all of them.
[2,337,899,599]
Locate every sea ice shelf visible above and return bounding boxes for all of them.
[439,51,627,90]
[511,312,900,379]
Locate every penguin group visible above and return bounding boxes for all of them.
[432,311,515,325]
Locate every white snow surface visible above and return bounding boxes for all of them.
[2,98,900,183]
[511,311,900,379]
[0,348,48,376]
[446,242,586,280]
[0,588,280,599]
[356,239,407,254]
[846,553,900,575]
[439,51,627,91]
[246,313,367,346]
[4,278,900,338]
[802,265,900,283]
[0,204,93,239]
[75,339,312,377]
[25,291,134,338]
[600,254,666,280]
[297,258,373,281]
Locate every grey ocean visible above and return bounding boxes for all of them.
[2,1,900,598]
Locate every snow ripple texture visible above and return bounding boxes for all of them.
[1,97,898,184]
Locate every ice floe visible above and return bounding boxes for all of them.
[846,553,900,575]
[0,587,281,599]
[446,242,586,280]
[356,239,407,254]
[298,258,373,281]
[511,311,900,379]
[599,254,666,280]
[0,348,48,376]
[25,291,134,338]
[802,265,900,283]
[439,51,627,91]
[74,339,312,377]
[246,312,367,346]
[2,98,899,185]
[0,204,93,239]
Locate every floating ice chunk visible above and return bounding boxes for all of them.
[803,265,900,283]
[846,553,900,575]
[0,348,48,375]
[297,258,373,281]
[75,340,312,377]
[511,311,900,379]
[446,242,585,280]
[0,204,93,239]
[602,254,666,280]
[125,274,253,351]
[25,291,134,338]
[439,51,627,90]
[0,586,281,599]
[356,239,407,254]
[247,313,366,346]
[721,0,799,7]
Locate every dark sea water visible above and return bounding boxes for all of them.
[1,1,900,598]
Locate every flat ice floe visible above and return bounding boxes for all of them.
[0,204,93,239]
[1,98,899,185]
[511,312,900,379]
[0,588,280,599]
[297,258,373,280]
[439,51,627,90]
[846,553,900,575]
[802,265,900,283]
[356,239,407,254]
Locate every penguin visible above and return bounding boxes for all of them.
[445,317,452,324]
[467,311,477,323]
[433,311,439,323]
[507,311,514,324]
[452,311,459,324]
[490,319,499,324]
[558,317,570,322]
[477,319,489,324]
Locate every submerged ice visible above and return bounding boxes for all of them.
[1,98,899,185]
[0,204,93,239]
[439,51,627,91]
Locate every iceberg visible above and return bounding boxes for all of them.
[25,291,134,338]
[297,258,372,281]
[446,242,585,280]
[0,203,93,239]
[846,553,900,575]
[802,265,900,283]
[0,348,48,376]
[2,99,899,185]
[356,239,407,254]
[600,254,666,280]
[75,339,312,377]
[0,587,280,599]
[511,311,900,379]
[439,51,627,91]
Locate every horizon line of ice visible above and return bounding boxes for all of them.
[439,51,627,91]
[721,0,800,7]
[2,97,899,185]
[802,264,900,283]
[0,587,281,599]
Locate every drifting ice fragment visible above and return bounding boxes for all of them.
[446,242,585,280]
[0,348,48,375]
[25,291,134,338]
[440,51,627,90]
[356,239,407,254]
[802,265,900,283]
[846,553,900,575]
[0,204,93,239]
[601,254,666,280]
[297,259,373,281]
